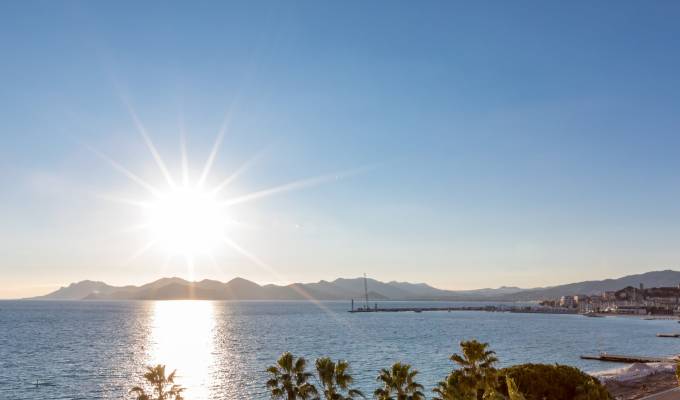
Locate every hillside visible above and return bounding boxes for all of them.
[499,269,680,301]
[31,276,501,301]
[27,269,680,301]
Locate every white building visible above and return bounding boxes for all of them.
[559,295,576,308]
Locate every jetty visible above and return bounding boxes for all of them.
[349,304,579,314]
[349,274,579,315]
[350,305,496,313]
[580,353,676,363]
[656,333,680,338]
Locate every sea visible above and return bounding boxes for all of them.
[1,300,679,399]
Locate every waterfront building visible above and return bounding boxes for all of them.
[603,291,617,301]
[552,284,680,315]
[559,295,576,308]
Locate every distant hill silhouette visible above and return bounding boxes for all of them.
[27,269,680,301]
[500,269,680,301]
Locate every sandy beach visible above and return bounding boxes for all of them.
[594,363,679,399]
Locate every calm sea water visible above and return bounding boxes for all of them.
[1,300,680,399]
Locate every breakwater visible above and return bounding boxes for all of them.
[349,305,578,314]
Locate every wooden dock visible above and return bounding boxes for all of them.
[580,353,676,363]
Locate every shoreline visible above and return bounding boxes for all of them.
[593,362,678,399]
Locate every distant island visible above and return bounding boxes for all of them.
[27,269,680,302]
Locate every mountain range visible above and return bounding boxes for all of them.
[28,269,680,301]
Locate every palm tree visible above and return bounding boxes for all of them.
[315,357,364,400]
[449,340,499,399]
[374,362,425,400]
[432,370,476,400]
[505,377,527,400]
[130,364,185,400]
[267,352,318,400]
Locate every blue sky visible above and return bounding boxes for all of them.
[3,1,680,298]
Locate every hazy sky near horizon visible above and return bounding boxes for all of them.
[3,1,680,298]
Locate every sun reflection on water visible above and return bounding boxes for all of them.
[148,301,216,399]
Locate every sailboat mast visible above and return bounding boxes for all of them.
[363,273,369,309]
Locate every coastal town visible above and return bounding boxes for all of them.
[540,283,680,316]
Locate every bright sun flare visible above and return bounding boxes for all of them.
[93,109,359,272]
[146,186,225,255]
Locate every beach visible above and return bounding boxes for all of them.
[595,363,679,399]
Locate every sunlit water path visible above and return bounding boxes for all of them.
[149,301,216,399]
[2,300,680,399]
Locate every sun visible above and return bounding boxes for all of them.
[145,186,225,256]
[92,107,360,272]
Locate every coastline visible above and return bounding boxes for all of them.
[593,363,678,399]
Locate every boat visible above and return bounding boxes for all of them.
[583,312,604,318]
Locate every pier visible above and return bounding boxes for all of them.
[349,306,487,313]
[580,353,676,363]
[656,333,680,338]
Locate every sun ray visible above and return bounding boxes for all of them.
[197,115,231,188]
[87,146,163,197]
[93,193,153,209]
[180,124,190,187]
[221,236,319,300]
[220,168,363,208]
[222,236,271,271]
[184,254,196,284]
[211,147,268,195]
[221,236,354,328]
[127,107,176,188]
[92,97,368,293]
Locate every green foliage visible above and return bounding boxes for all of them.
[505,377,526,400]
[499,364,611,400]
[263,340,613,400]
[315,357,364,400]
[130,364,185,400]
[374,362,425,400]
[266,352,318,400]
[446,340,500,400]
[432,369,477,400]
